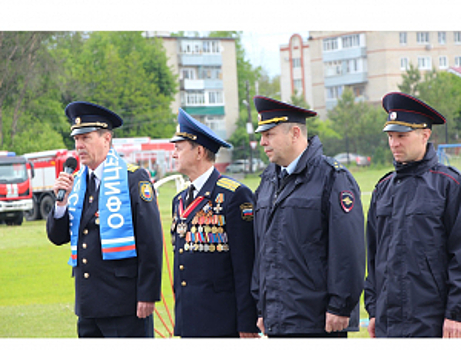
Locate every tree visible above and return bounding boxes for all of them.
[398,62,421,96]
[53,31,178,144]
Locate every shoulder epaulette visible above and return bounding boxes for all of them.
[376,171,394,186]
[324,156,345,171]
[217,177,241,192]
[127,163,140,173]
[448,165,461,176]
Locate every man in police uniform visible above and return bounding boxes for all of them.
[251,95,365,337]
[46,102,163,337]
[170,108,259,337]
[365,92,461,338]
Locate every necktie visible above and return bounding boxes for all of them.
[88,173,96,196]
[281,169,289,179]
[184,184,195,208]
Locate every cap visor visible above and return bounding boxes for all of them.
[255,123,278,133]
[70,127,101,137]
[169,135,187,143]
[383,124,414,132]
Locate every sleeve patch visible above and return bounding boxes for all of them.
[240,203,254,221]
[139,181,154,202]
[340,191,354,213]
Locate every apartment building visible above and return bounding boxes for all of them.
[144,32,239,167]
[280,31,461,119]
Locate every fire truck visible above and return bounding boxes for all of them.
[0,151,34,225]
[23,149,80,221]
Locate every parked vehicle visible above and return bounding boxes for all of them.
[333,153,371,166]
[23,149,80,221]
[0,151,34,225]
[225,158,266,173]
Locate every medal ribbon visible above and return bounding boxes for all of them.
[179,196,205,219]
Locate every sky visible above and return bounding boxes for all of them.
[1,0,459,80]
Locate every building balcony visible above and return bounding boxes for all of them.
[182,105,225,116]
[323,47,367,62]
[179,54,222,66]
[180,79,224,90]
[324,72,368,87]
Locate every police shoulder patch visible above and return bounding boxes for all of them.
[240,202,254,221]
[127,163,140,173]
[324,156,345,171]
[340,191,355,213]
[139,181,154,202]
[217,177,241,192]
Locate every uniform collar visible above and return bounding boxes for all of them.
[394,143,438,176]
[190,166,215,196]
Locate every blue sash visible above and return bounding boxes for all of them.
[68,148,136,267]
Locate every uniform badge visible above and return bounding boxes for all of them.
[390,111,397,121]
[139,181,153,202]
[240,203,254,221]
[340,191,355,213]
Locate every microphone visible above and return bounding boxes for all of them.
[56,157,78,202]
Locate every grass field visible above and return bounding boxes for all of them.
[0,165,392,338]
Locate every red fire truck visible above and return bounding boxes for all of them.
[23,149,80,221]
[0,151,35,225]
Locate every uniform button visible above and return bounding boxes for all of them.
[83,229,88,235]
[84,273,89,279]
[82,243,87,249]
[181,281,187,287]
[179,265,184,270]
[179,248,184,254]
[82,258,88,264]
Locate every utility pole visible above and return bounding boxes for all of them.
[245,80,254,173]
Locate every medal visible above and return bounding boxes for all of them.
[205,225,211,234]
[217,244,223,252]
[95,218,100,225]
[191,226,197,234]
[209,244,215,252]
[204,244,209,252]
[184,242,189,251]
[176,222,187,237]
[212,226,218,233]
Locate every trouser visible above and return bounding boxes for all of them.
[269,332,348,338]
[77,314,149,338]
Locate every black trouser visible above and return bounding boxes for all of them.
[77,315,148,338]
[269,332,348,338]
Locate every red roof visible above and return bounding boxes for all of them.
[448,66,461,78]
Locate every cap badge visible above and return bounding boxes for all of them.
[75,117,81,125]
[257,114,262,122]
[390,112,397,121]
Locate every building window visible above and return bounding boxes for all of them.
[352,85,365,98]
[325,60,342,76]
[342,34,360,48]
[439,56,448,69]
[438,32,446,45]
[181,68,195,80]
[323,37,338,52]
[455,32,461,44]
[455,56,461,67]
[293,79,303,91]
[418,56,432,70]
[416,32,430,44]
[292,57,301,68]
[326,86,343,100]
[202,40,221,53]
[400,57,409,71]
[182,91,205,105]
[399,32,407,45]
[200,67,222,79]
[208,91,223,104]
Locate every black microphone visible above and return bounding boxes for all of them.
[56,157,78,202]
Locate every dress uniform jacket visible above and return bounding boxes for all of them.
[365,143,461,337]
[252,136,365,335]
[171,168,258,337]
[47,165,163,319]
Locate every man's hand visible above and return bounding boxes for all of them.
[443,318,461,338]
[239,332,260,338]
[367,317,376,338]
[53,171,74,206]
[257,317,265,335]
[325,312,349,333]
[137,301,155,318]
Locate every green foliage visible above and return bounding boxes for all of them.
[398,62,421,96]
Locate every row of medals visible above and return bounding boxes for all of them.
[176,219,229,253]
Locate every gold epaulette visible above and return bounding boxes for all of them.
[127,164,140,173]
[217,177,241,192]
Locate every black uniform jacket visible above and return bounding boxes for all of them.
[171,168,258,337]
[365,143,461,337]
[252,136,365,335]
[47,165,163,318]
